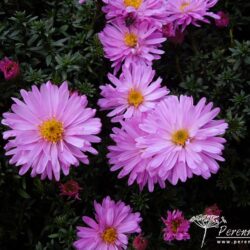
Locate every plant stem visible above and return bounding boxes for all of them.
[229,28,234,46]
[189,32,199,55]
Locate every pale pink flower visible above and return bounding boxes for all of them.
[165,0,220,31]
[99,20,166,72]
[102,0,167,28]
[74,196,142,250]
[98,64,169,121]
[162,210,190,241]
[138,95,228,185]
[108,115,166,192]
[2,81,101,181]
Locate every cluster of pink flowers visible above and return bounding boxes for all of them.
[96,0,229,193]
[99,0,169,72]
[0,1,231,249]
[108,96,228,191]
[99,0,223,56]
[74,203,223,248]
[80,0,229,46]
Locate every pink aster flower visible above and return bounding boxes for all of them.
[162,210,190,241]
[108,116,166,192]
[215,11,229,28]
[133,234,148,250]
[59,179,82,200]
[98,64,169,121]
[102,0,167,28]
[204,204,222,216]
[99,20,166,72]
[79,0,86,3]
[165,0,220,31]
[2,81,101,181]
[0,57,20,80]
[138,95,228,185]
[74,196,142,250]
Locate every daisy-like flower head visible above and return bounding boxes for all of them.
[162,210,190,241]
[138,95,228,185]
[98,63,169,122]
[102,0,167,28]
[74,196,142,250]
[108,115,166,192]
[2,81,101,181]
[99,20,166,72]
[165,0,220,31]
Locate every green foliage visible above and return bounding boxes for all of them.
[0,0,249,249]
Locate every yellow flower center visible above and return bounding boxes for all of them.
[171,129,189,146]
[128,89,144,107]
[39,118,64,143]
[124,33,138,48]
[171,219,181,233]
[124,0,142,9]
[180,1,190,12]
[102,227,117,244]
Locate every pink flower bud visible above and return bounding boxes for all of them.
[215,11,230,28]
[133,235,148,250]
[0,57,20,80]
[59,180,82,200]
[162,23,176,38]
[204,204,222,216]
